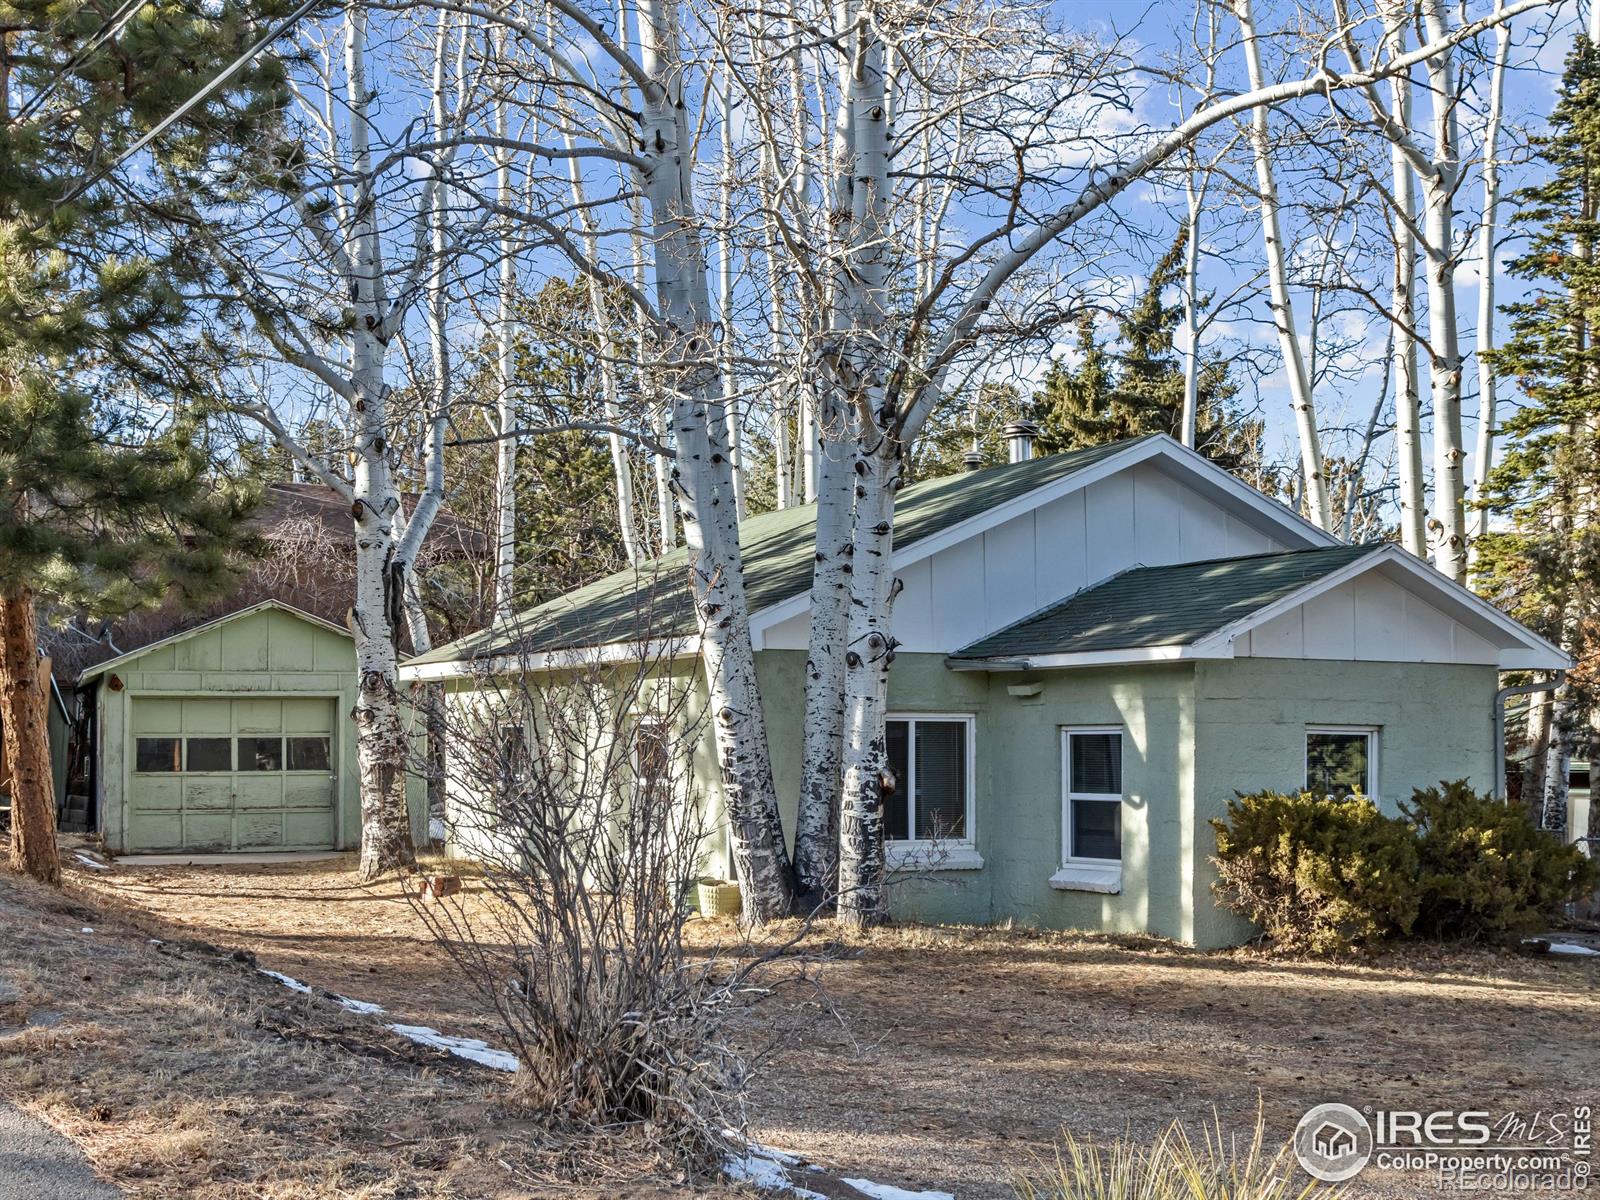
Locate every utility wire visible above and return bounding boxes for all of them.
[10,0,151,128]
[55,0,322,209]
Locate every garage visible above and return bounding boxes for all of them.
[78,600,374,855]
[127,696,339,851]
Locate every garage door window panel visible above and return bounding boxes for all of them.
[239,736,284,771]
[287,737,331,772]
[185,738,233,772]
[135,738,180,773]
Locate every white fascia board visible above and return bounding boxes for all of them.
[748,435,1335,642]
[397,636,702,682]
[945,643,1228,672]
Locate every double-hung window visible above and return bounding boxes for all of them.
[1305,727,1377,798]
[884,714,979,868]
[1053,727,1124,892]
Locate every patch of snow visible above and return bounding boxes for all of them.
[147,938,164,946]
[843,1181,955,1200]
[260,969,313,994]
[79,927,94,934]
[1549,942,1600,957]
[256,968,514,1072]
[385,1023,518,1072]
[73,853,110,871]
[725,1151,828,1199]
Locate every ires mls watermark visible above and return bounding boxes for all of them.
[1294,1103,1593,1191]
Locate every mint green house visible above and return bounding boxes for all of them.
[400,435,1567,947]
[80,601,364,854]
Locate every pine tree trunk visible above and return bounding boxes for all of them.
[2,585,60,885]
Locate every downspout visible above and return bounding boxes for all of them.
[1495,673,1564,800]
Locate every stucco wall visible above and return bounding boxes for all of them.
[756,651,1501,948]
[438,649,1501,947]
[1190,656,1500,946]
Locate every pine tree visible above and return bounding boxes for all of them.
[1031,231,1257,470]
[1477,35,1600,836]
[0,0,284,881]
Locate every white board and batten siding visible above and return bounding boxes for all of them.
[759,462,1300,654]
[1233,566,1504,665]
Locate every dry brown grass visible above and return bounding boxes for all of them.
[43,853,1600,1199]
[0,864,735,1198]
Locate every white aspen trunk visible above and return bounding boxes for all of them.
[791,385,853,905]
[345,0,415,881]
[1419,0,1467,581]
[1383,8,1428,558]
[1232,0,1331,530]
[652,404,674,551]
[837,448,898,927]
[553,73,643,567]
[1180,167,1202,448]
[1544,683,1574,836]
[832,21,897,929]
[1467,0,1510,573]
[636,0,794,920]
[716,70,746,523]
[492,73,519,618]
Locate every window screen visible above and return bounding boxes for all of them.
[185,738,232,772]
[884,718,969,843]
[135,738,180,773]
[914,721,967,840]
[287,737,331,772]
[1072,800,1121,861]
[1306,731,1371,798]
[238,736,284,772]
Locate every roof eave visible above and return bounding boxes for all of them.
[397,635,703,682]
[945,643,1227,671]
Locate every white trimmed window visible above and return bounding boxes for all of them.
[1305,727,1378,798]
[884,714,979,868]
[1061,727,1123,863]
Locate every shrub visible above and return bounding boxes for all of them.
[1405,780,1599,939]
[1014,1113,1338,1200]
[1211,790,1420,955]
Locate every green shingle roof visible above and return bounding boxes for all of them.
[948,544,1382,661]
[409,436,1159,666]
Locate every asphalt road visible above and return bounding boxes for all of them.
[0,1103,120,1200]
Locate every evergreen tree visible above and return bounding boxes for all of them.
[1031,231,1258,470]
[0,0,285,881]
[1478,35,1600,836]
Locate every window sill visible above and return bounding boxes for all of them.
[1049,863,1122,894]
[887,843,985,872]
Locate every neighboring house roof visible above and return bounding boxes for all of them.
[947,542,1570,671]
[404,434,1339,676]
[949,545,1381,662]
[78,599,351,685]
[260,482,484,556]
